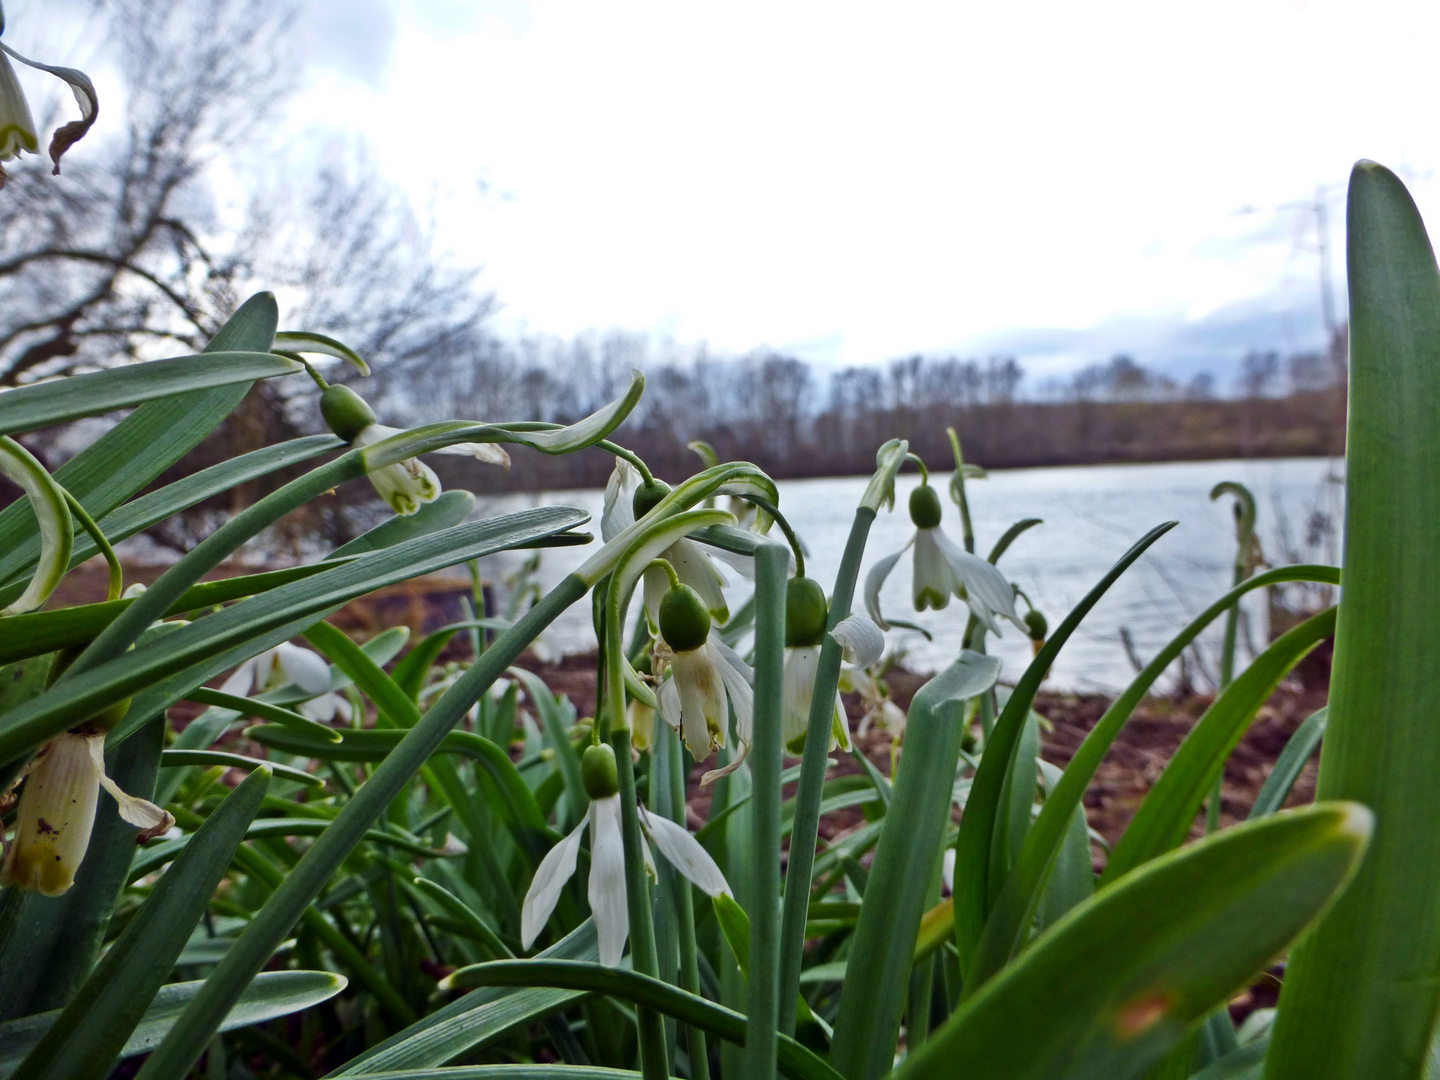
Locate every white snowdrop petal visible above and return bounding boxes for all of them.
[588,797,631,967]
[642,808,731,897]
[276,643,333,695]
[218,659,256,698]
[433,441,510,467]
[658,677,683,732]
[602,459,637,541]
[521,816,587,949]
[781,646,820,752]
[831,614,885,668]
[912,529,955,610]
[712,641,754,746]
[933,529,1025,632]
[863,547,907,631]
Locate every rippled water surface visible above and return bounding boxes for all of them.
[476,457,1344,692]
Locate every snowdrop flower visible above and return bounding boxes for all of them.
[521,744,730,966]
[1,728,171,895]
[603,460,737,623]
[845,666,907,741]
[865,483,1024,636]
[652,582,754,784]
[321,384,509,516]
[0,32,98,188]
[222,642,350,723]
[779,577,887,755]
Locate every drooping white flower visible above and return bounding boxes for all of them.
[521,745,730,966]
[780,612,887,755]
[0,37,98,187]
[352,423,509,517]
[222,642,351,723]
[0,729,172,895]
[865,483,1024,636]
[603,460,738,623]
[658,634,755,783]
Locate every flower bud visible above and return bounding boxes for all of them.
[909,483,943,529]
[632,478,672,520]
[581,743,620,799]
[320,384,377,443]
[785,576,828,648]
[659,583,711,653]
[1024,608,1048,641]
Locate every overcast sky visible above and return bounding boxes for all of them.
[24,0,1440,384]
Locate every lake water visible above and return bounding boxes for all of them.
[474,457,1345,693]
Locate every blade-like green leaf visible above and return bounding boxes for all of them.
[438,959,845,1080]
[158,750,323,788]
[896,803,1371,1080]
[1266,161,1440,1080]
[12,767,270,1080]
[0,971,344,1079]
[509,666,585,830]
[0,294,279,585]
[330,489,476,558]
[1248,708,1326,821]
[0,435,342,606]
[972,565,1339,988]
[828,650,1003,1080]
[0,508,588,764]
[0,352,300,436]
[953,522,1177,981]
[330,922,599,1074]
[1102,607,1336,884]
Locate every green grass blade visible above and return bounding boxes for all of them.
[330,922,598,1074]
[1102,607,1336,884]
[0,508,586,764]
[0,435,341,605]
[0,352,300,436]
[509,667,585,830]
[158,750,323,789]
[0,294,279,574]
[1265,161,1440,1080]
[828,651,1003,1080]
[130,574,589,1080]
[440,960,846,1080]
[330,490,477,558]
[1247,709,1326,821]
[971,565,1339,988]
[12,767,270,1080]
[0,971,344,1080]
[954,521,1177,980]
[779,505,878,1034]
[896,803,1371,1080]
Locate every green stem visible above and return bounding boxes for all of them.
[132,573,588,1080]
[946,427,976,554]
[747,542,789,1077]
[666,724,711,1080]
[778,506,876,1034]
[612,725,669,1080]
[62,490,122,601]
[734,494,806,578]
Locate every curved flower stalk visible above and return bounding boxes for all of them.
[865,479,1023,635]
[0,24,98,187]
[0,727,171,895]
[521,744,730,966]
[222,641,350,722]
[604,460,737,621]
[320,383,509,516]
[0,435,72,615]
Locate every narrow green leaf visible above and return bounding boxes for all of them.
[0,353,300,436]
[183,688,341,743]
[132,574,591,1080]
[971,565,1339,989]
[0,971,344,1080]
[440,959,846,1080]
[1102,607,1336,884]
[330,922,598,1074]
[330,489,477,558]
[0,294,279,588]
[0,508,588,765]
[509,666,585,829]
[896,803,1371,1080]
[0,438,71,615]
[1247,709,1326,821]
[828,650,1003,1080]
[1267,161,1440,1080]
[158,750,323,788]
[12,767,270,1080]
